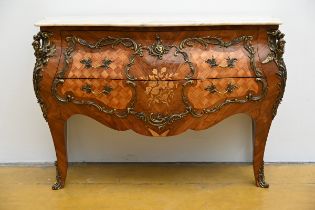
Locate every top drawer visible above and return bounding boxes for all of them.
[57,30,261,80]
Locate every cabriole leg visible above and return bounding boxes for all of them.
[252,115,273,188]
[47,118,68,190]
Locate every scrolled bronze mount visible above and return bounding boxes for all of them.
[262,30,287,118]
[205,56,237,68]
[32,31,56,121]
[80,57,113,69]
[205,83,238,95]
[81,84,113,96]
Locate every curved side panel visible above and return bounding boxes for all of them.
[33,31,62,121]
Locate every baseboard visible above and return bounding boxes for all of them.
[0,162,314,166]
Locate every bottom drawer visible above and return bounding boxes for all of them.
[58,79,133,110]
[55,77,263,116]
[186,78,262,109]
[57,79,185,114]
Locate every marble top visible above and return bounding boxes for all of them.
[35,17,281,27]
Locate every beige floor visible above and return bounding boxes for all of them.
[0,163,314,210]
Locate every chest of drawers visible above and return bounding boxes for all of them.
[32,18,286,189]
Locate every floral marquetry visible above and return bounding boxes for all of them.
[144,68,179,107]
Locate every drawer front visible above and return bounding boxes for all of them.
[182,37,256,79]
[186,78,262,109]
[57,79,133,110]
[57,30,261,80]
[56,79,186,114]
[53,77,264,122]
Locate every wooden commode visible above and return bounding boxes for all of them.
[32,18,287,189]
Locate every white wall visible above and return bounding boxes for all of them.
[0,0,314,163]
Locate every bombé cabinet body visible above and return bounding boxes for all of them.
[32,18,286,190]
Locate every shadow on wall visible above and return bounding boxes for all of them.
[67,114,253,162]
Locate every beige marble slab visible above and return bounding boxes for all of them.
[35,16,281,27]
